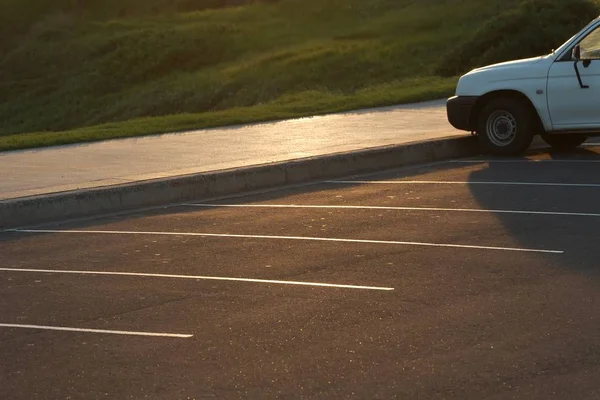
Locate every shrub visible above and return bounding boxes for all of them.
[436,0,600,76]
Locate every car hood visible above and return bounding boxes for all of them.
[471,56,547,72]
[455,55,553,96]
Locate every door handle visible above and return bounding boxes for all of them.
[574,61,590,89]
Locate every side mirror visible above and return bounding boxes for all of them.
[572,44,582,61]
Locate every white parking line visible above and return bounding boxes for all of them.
[0,323,192,338]
[451,160,600,164]
[327,180,600,188]
[0,267,394,291]
[184,203,600,218]
[14,229,563,254]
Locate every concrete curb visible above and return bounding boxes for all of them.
[0,136,478,229]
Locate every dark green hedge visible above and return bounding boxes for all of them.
[436,0,600,76]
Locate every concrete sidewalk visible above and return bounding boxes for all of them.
[0,100,460,201]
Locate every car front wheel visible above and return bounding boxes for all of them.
[476,97,536,156]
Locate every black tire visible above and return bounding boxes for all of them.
[540,132,587,151]
[476,97,536,156]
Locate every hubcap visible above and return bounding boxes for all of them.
[486,110,517,147]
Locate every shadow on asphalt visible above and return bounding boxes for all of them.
[465,145,600,281]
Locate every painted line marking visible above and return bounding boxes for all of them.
[0,267,394,291]
[14,229,563,254]
[327,180,600,188]
[184,203,600,218]
[0,323,192,338]
[451,159,600,164]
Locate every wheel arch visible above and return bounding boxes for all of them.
[470,90,544,133]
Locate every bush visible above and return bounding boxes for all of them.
[436,0,600,76]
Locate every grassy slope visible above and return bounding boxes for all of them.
[0,0,596,151]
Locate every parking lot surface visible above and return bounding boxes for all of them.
[2,144,600,399]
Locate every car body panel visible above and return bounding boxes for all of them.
[449,16,600,135]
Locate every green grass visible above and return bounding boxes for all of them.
[0,0,598,151]
[0,77,455,151]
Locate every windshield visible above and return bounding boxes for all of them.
[553,16,600,58]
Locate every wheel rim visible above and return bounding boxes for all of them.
[486,110,517,147]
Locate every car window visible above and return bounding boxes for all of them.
[580,27,600,59]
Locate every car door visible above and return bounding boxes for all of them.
[547,23,600,130]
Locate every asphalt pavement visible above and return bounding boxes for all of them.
[2,144,600,399]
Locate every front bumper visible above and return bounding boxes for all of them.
[446,96,478,131]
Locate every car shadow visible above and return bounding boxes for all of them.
[465,143,600,282]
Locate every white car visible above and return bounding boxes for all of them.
[447,16,600,155]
